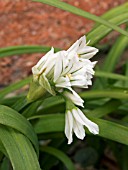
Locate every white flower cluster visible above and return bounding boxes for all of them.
[32,36,99,144]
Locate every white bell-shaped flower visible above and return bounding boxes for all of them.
[65,107,99,144]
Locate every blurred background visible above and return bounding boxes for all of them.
[0,0,126,86]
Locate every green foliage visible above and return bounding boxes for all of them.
[0,1,128,169]
[0,105,40,170]
[0,126,40,170]
[0,46,60,58]
[0,105,39,155]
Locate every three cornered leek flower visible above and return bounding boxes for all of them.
[65,99,99,144]
[28,35,99,144]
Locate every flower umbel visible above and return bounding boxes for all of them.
[28,35,99,144]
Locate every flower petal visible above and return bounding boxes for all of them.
[43,56,56,76]
[36,47,54,67]
[80,47,99,59]
[54,51,67,82]
[79,36,86,49]
[65,111,73,144]
[72,108,87,125]
[54,52,63,82]
[67,40,79,53]
[77,108,99,135]
[32,65,39,75]
[55,76,71,88]
[63,89,84,107]
[73,120,85,140]
[71,79,87,87]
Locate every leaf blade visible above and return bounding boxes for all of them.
[0,105,39,155]
[0,77,31,99]
[0,126,40,170]
[0,45,59,58]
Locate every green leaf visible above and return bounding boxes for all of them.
[94,118,128,146]
[33,0,128,37]
[0,96,21,106]
[0,140,7,157]
[0,105,39,155]
[41,95,64,109]
[92,27,128,89]
[11,96,29,112]
[22,100,43,118]
[85,99,121,118]
[95,71,128,81]
[0,126,41,170]
[0,45,59,58]
[0,157,10,170]
[93,29,128,89]
[40,146,75,170]
[87,12,128,45]
[0,77,31,99]
[36,95,64,115]
[124,61,128,87]
[33,114,64,133]
[103,32,128,72]
[94,2,128,27]
[33,114,128,146]
[80,89,128,100]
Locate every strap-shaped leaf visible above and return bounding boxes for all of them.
[33,114,64,133]
[22,100,43,118]
[0,96,21,106]
[103,31,128,72]
[0,77,31,99]
[0,140,7,157]
[0,45,60,58]
[124,61,128,88]
[80,90,128,100]
[92,27,128,89]
[95,71,128,81]
[40,146,75,170]
[85,99,121,118]
[33,0,128,37]
[93,2,128,27]
[0,126,41,170]
[87,12,128,45]
[0,105,39,155]
[33,114,128,146]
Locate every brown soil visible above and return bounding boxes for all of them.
[0,0,126,85]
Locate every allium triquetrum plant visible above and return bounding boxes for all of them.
[0,1,128,170]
